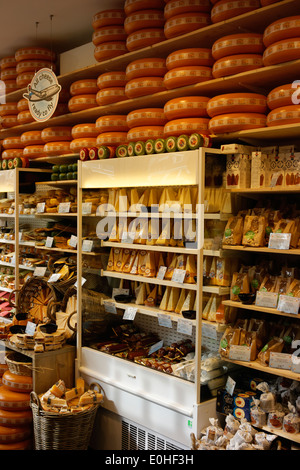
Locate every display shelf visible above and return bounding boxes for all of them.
[0,260,36,271]
[227,186,300,194]
[222,245,300,256]
[224,357,300,382]
[213,123,300,145]
[223,300,300,320]
[101,240,197,254]
[202,285,230,295]
[35,180,77,186]
[34,213,78,217]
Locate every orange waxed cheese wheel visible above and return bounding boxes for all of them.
[0,409,32,427]
[43,141,72,156]
[3,80,19,93]
[0,68,17,81]
[17,110,34,124]
[212,54,263,79]
[263,16,300,47]
[212,33,264,60]
[164,12,211,39]
[267,84,296,110]
[0,56,17,69]
[70,138,98,153]
[125,77,166,99]
[124,0,165,16]
[166,48,214,70]
[207,93,267,117]
[266,105,300,126]
[95,115,129,132]
[208,113,267,134]
[16,72,35,87]
[2,136,24,149]
[17,98,29,112]
[1,371,33,392]
[164,0,211,19]
[0,385,30,411]
[41,127,73,142]
[68,94,97,113]
[127,126,164,142]
[92,9,126,30]
[94,42,128,62]
[164,117,209,136]
[211,0,260,24]
[126,28,165,52]
[16,60,55,74]
[164,66,212,89]
[263,38,300,66]
[23,145,46,159]
[96,132,128,146]
[124,10,165,35]
[96,87,127,106]
[97,71,127,89]
[70,79,98,96]
[92,26,127,46]
[125,58,167,81]
[72,123,99,139]
[15,47,55,62]
[127,108,167,128]
[21,131,43,145]
[0,102,18,116]
[1,115,18,128]
[2,149,24,160]
[0,424,32,443]
[0,438,32,450]
[164,96,209,119]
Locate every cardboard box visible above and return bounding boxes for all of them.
[226,153,251,189]
[284,152,300,187]
[59,42,96,75]
[221,143,256,154]
[251,152,270,188]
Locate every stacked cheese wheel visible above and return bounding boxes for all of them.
[164,48,213,90]
[0,102,19,129]
[263,16,300,66]
[41,126,73,156]
[1,134,27,168]
[163,96,210,137]
[211,0,260,23]
[267,83,300,127]
[68,79,98,113]
[92,9,128,62]
[70,123,99,153]
[207,92,267,134]
[126,108,166,142]
[96,71,128,106]
[164,0,211,39]
[125,58,167,98]
[212,33,264,78]
[21,130,47,159]
[0,55,18,95]
[96,114,128,147]
[14,47,56,88]
[17,97,34,125]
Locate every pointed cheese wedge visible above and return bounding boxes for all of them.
[166,287,180,312]
[159,286,171,311]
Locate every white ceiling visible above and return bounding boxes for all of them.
[0,0,124,59]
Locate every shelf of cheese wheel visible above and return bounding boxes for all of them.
[210,0,260,23]
[40,126,73,157]
[68,78,98,113]
[166,47,214,69]
[164,12,211,39]
[125,58,167,99]
[124,0,165,16]
[0,67,17,81]
[0,100,19,129]
[124,9,165,36]
[96,71,128,106]
[95,114,129,153]
[262,15,300,66]
[14,47,56,90]
[92,8,128,62]
[16,98,34,125]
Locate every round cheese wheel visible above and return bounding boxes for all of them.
[17,110,34,124]
[70,138,98,153]
[0,68,17,81]
[2,136,24,149]
[96,87,127,106]
[0,438,32,450]
[124,0,165,15]
[212,54,263,79]
[17,98,29,112]
[164,117,209,136]
[208,113,267,133]
[212,33,264,60]
[0,424,31,443]
[96,115,128,132]
[68,94,97,113]
[3,80,19,93]
[127,108,167,128]
[267,83,296,110]
[72,123,99,139]
[124,10,165,35]
[166,48,213,69]
[263,38,300,66]
[211,0,260,24]
[97,71,127,89]
[96,132,128,146]
[21,131,43,145]
[1,371,32,392]
[41,126,73,142]
[267,105,300,126]
[0,102,18,116]
[164,96,209,119]
[127,126,164,141]
[94,42,128,62]
[16,72,35,87]
[163,65,212,89]
[164,12,211,39]
[16,60,55,74]
[126,28,165,51]
[70,79,98,96]
[263,16,300,47]
[15,47,55,62]
[0,386,30,411]
[164,0,211,19]
[207,93,267,117]
[1,115,18,128]
[43,141,72,155]
[0,56,17,70]
[0,409,32,427]
[92,26,127,46]
[23,145,46,159]
[92,9,125,30]
[126,58,167,81]
[2,149,24,160]
[125,76,166,98]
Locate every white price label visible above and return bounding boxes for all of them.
[268,232,291,250]
[74,277,86,288]
[148,340,163,356]
[177,318,193,336]
[82,240,93,252]
[34,266,47,277]
[123,306,137,321]
[82,202,92,215]
[58,202,71,213]
[36,202,45,213]
[225,376,236,396]
[229,345,251,362]
[45,236,54,248]
[48,273,61,283]
[121,231,135,244]
[19,232,23,242]
[171,269,186,284]
[156,266,167,280]
[157,313,172,328]
[69,235,78,248]
[255,291,278,308]
[25,321,37,336]
[269,352,292,370]
[103,301,117,314]
[202,323,217,340]
[277,295,300,314]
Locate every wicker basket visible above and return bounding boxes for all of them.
[30,383,102,450]
[6,352,33,377]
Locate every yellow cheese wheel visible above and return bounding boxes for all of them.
[263,16,300,47]
[212,33,264,60]
[127,108,167,128]
[2,80,19,94]
[211,0,260,24]
[16,60,55,74]
[16,72,35,87]
[267,83,296,110]
[17,98,29,112]
[164,12,211,39]
[97,71,127,89]
[125,76,166,98]
[2,136,24,149]
[1,115,18,128]
[0,438,32,450]
[71,123,99,139]
[70,138,98,153]
[15,47,55,62]
[163,65,212,89]
[267,105,300,126]
[23,145,46,159]
[126,58,167,81]
[124,10,165,35]
[212,54,263,79]
[2,149,24,160]
[43,141,72,156]
[17,110,34,124]
[2,371,33,392]
[0,386,30,411]
[96,87,127,106]
[207,93,267,117]
[263,38,300,66]
[164,117,209,136]
[0,424,31,443]
[96,115,129,132]
[0,409,32,427]
[68,94,97,113]
[126,28,165,52]
[164,96,209,119]
[96,132,128,146]
[41,126,73,142]
[164,0,211,19]
[0,102,18,116]
[124,0,165,15]
[21,131,43,145]
[127,125,164,141]
[208,113,267,133]
[0,68,17,81]
[70,79,98,96]
[0,56,17,70]
[94,42,128,62]
[166,48,213,69]
[92,26,127,46]
[92,9,126,30]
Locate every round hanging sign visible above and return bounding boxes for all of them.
[23,67,61,122]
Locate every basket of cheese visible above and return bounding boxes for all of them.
[30,378,103,450]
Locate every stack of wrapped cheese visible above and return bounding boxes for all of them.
[92,9,127,62]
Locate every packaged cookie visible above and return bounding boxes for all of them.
[219,327,240,358]
[230,272,250,301]
[283,402,300,434]
[222,217,244,246]
[267,405,285,430]
[250,398,266,427]
[256,382,276,412]
[242,215,266,247]
[259,275,278,293]
[257,337,284,366]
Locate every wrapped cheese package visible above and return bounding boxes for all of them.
[222,217,244,245]
[242,215,266,247]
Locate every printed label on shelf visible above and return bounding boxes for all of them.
[269,352,292,371]
[225,376,236,396]
[58,202,71,213]
[156,266,167,280]
[157,313,172,328]
[82,240,93,252]
[202,323,218,340]
[277,294,300,315]
[45,236,54,248]
[82,202,92,215]
[148,340,164,356]
[123,306,137,321]
[268,232,291,250]
[112,288,130,298]
[255,291,278,309]
[48,272,62,283]
[177,318,193,336]
[75,277,86,288]
[69,235,78,248]
[36,202,45,213]
[103,301,117,314]
[172,269,186,284]
[33,266,47,277]
[229,345,251,362]
[25,321,37,336]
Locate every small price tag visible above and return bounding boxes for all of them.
[36,202,45,213]
[82,202,92,215]
[19,232,23,242]
[121,231,135,244]
[58,202,71,213]
[104,301,117,314]
[34,266,47,277]
[123,306,137,321]
[25,321,37,336]
[74,277,86,288]
[229,345,251,362]
[112,288,129,298]
[269,352,292,370]
[255,291,278,309]
[48,273,61,283]
[157,313,172,328]
[148,340,163,356]
[202,323,217,340]
[69,235,78,248]
[156,266,167,280]
[171,269,186,284]
[268,232,291,250]
[177,318,193,336]
[82,240,93,252]
[277,294,300,314]
[45,236,54,248]
[225,376,236,396]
